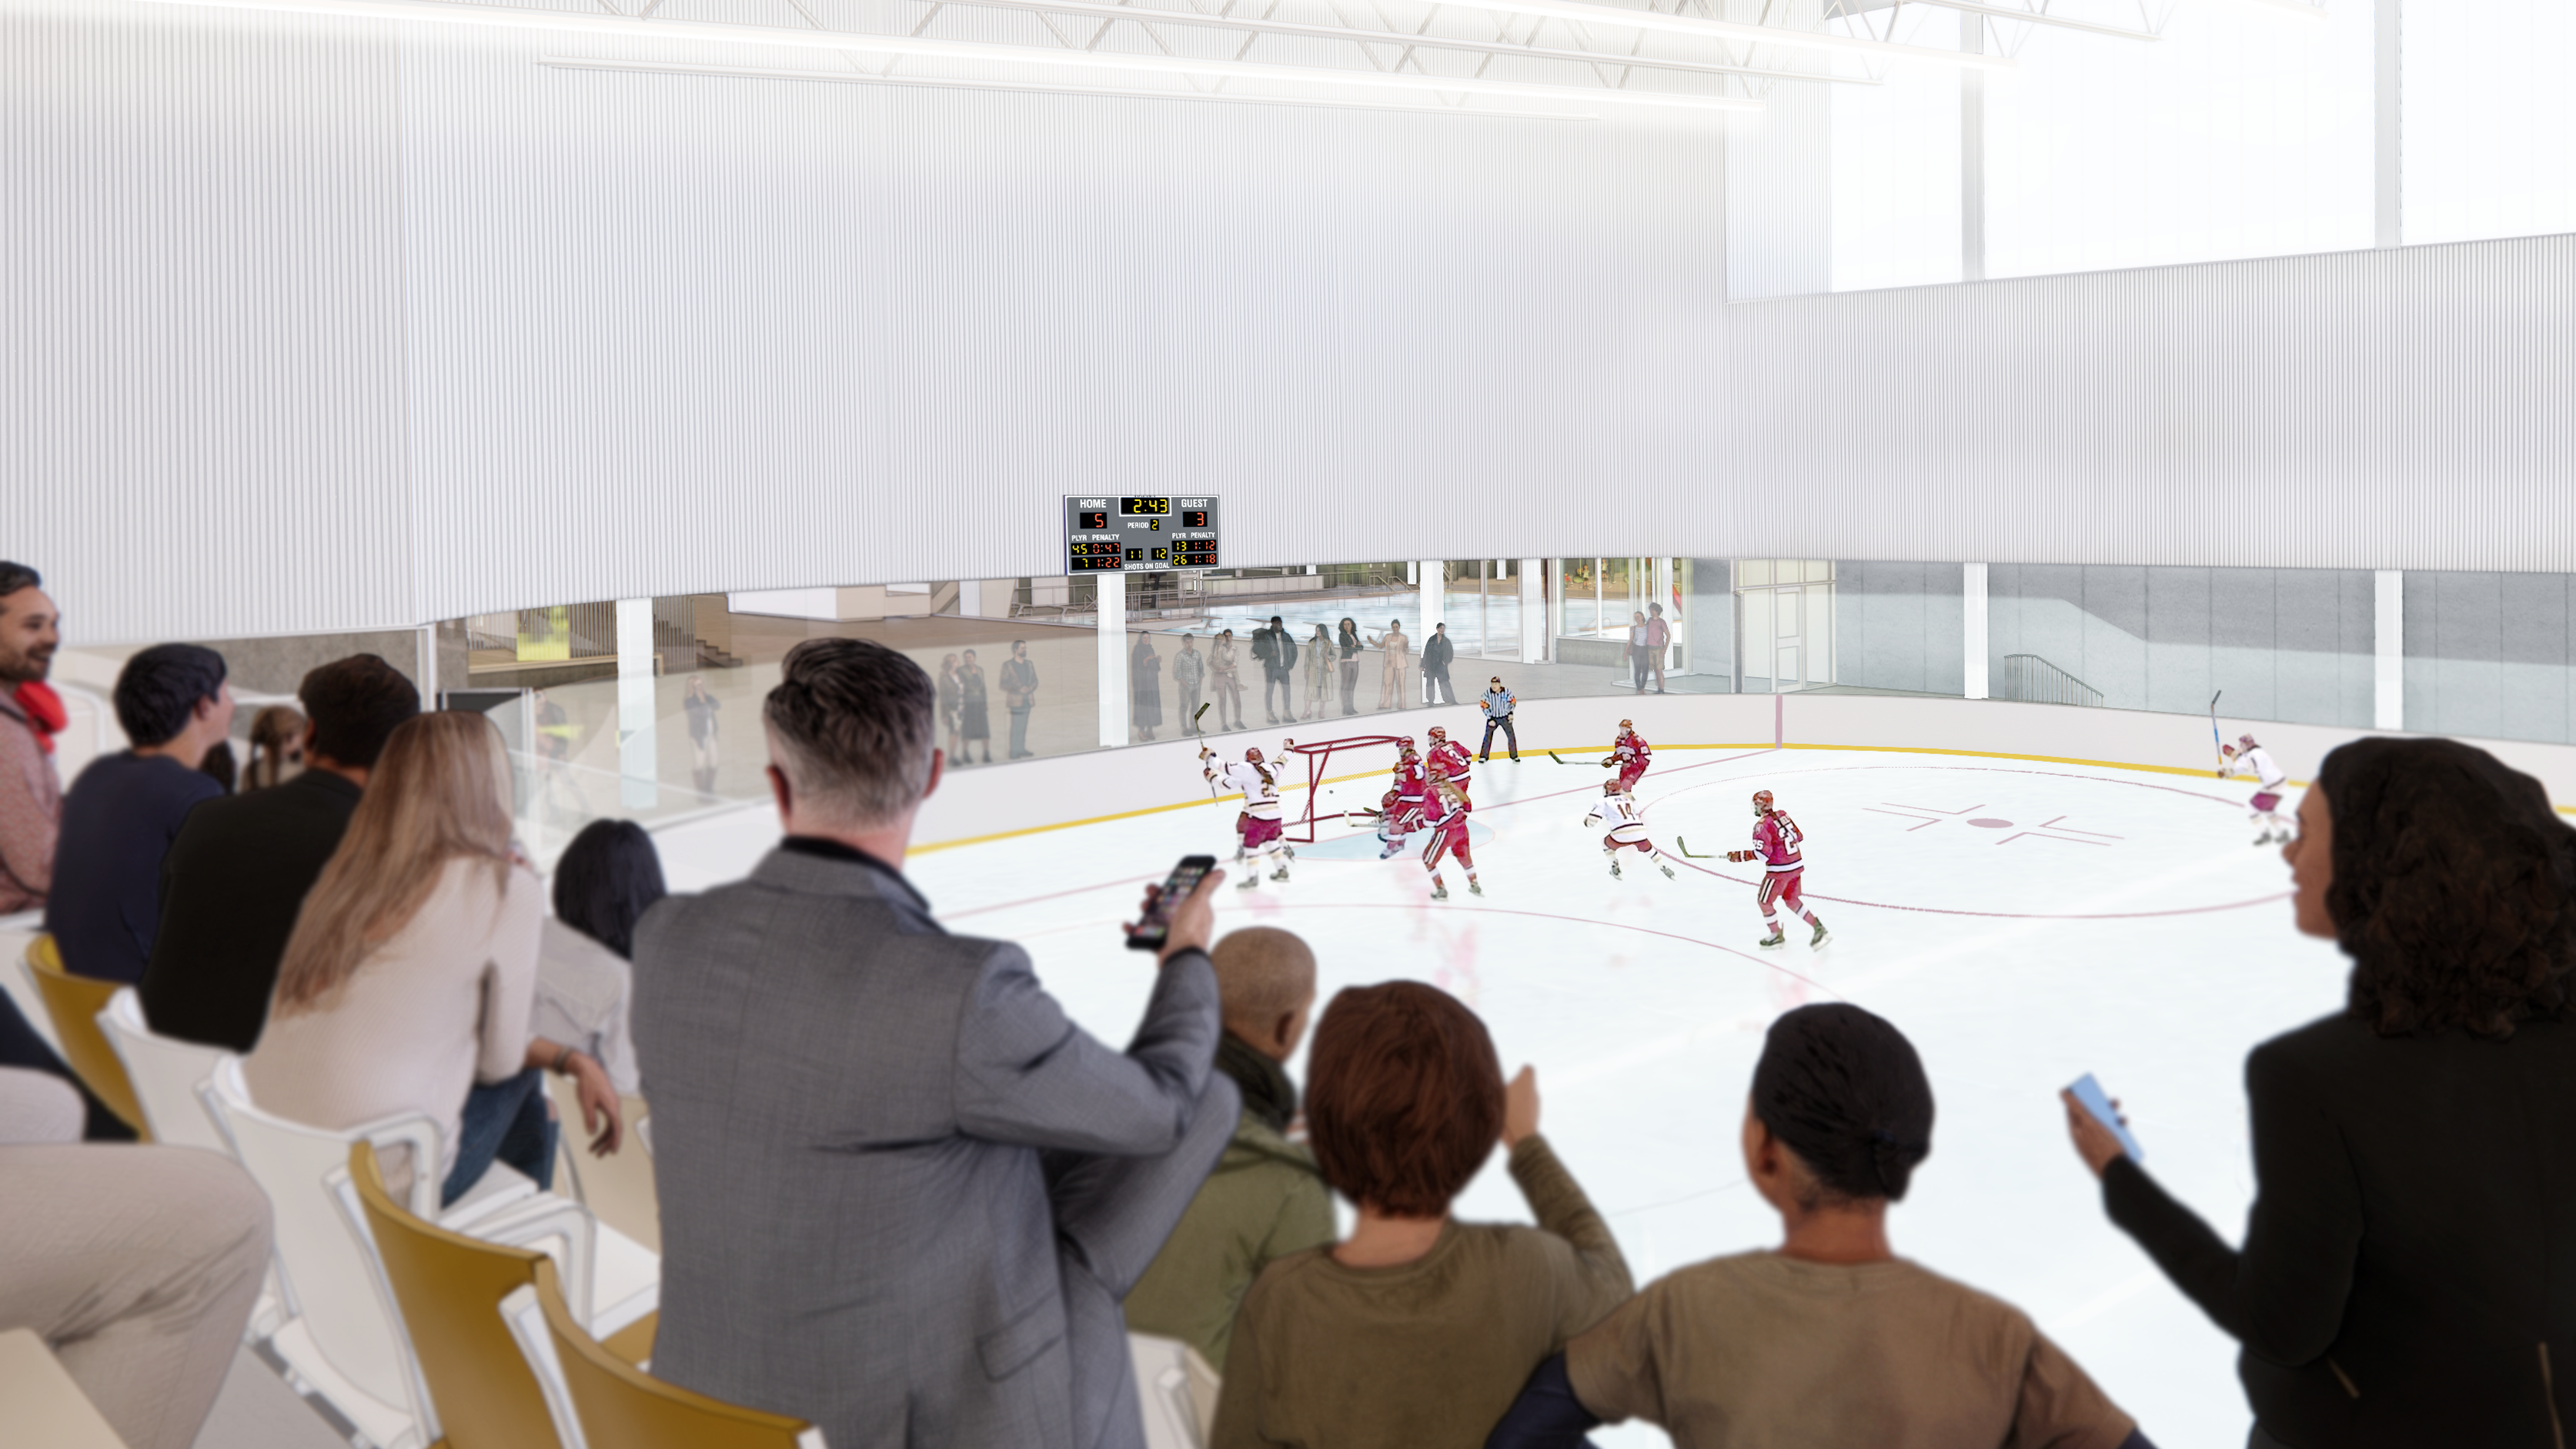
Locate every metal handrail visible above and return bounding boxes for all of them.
[2000,653,2103,708]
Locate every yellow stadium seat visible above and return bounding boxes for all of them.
[349,1140,657,1449]
[22,935,148,1137]
[504,1260,823,1449]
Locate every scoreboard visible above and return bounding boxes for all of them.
[1062,495,1221,573]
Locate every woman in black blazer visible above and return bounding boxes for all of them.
[2064,736,2576,1448]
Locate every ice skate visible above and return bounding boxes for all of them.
[1236,873,1258,890]
[1378,839,1405,860]
[1809,920,1831,949]
[1609,859,1624,879]
[1281,845,1298,860]
[1468,880,1484,896]
[1432,883,1450,901]
[1756,926,1786,950]
[1659,862,1676,879]
[1270,866,1291,882]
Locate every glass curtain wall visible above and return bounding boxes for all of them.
[2403,572,2576,745]
[1736,561,1836,693]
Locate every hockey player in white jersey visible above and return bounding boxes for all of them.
[2218,734,2292,844]
[1584,783,1676,880]
[1201,742,1294,886]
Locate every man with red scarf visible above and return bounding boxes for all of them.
[0,561,62,914]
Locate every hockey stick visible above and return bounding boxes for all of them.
[1191,702,1211,734]
[2208,691,2224,769]
[1545,751,1582,766]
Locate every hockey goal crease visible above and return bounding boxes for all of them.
[1280,736,1408,843]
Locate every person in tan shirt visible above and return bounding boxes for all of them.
[245,712,623,1207]
[1489,1003,2147,1449]
[1211,980,1632,1449]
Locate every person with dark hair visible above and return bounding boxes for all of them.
[633,636,1239,1449]
[142,654,420,1051]
[1211,980,1630,1449]
[196,740,236,795]
[242,703,307,790]
[2065,736,2576,1448]
[681,675,722,795]
[1491,1003,2143,1449]
[1338,618,1363,717]
[45,645,232,983]
[1171,634,1204,736]
[532,819,665,1097]
[0,561,62,913]
[1001,639,1040,759]
[1131,633,1163,743]
[959,646,994,763]
[1421,621,1457,706]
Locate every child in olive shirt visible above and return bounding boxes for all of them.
[1490,1004,2150,1449]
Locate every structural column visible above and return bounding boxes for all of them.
[615,598,657,808]
[1097,570,1129,748]
[1960,14,1986,282]
[1962,563,1990,699]
[2375,0,2401,249]
[1652,558,1679,677]
[1417,561,1443,702]
[2374,570,2404,730]
[1519,559,1546,664]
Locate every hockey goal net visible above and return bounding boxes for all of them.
[1280,735,1408,843]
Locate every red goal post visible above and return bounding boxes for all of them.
[1280,735,1408,843]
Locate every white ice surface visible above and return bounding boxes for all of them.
[660,746,2345,1449]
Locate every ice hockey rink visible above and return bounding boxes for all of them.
[647,692,2443,1449]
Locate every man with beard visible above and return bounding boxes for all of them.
[0,561,62,913]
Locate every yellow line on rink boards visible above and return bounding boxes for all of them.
[907,739,2340,856]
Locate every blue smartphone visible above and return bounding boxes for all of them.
[2068,1073,2144,1164]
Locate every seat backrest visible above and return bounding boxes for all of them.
[22,936,147,1137]
[1128,1332,1208,1449]
[349,1140,566,1449]
[95,988,230,1153]
[512,1260,822,1449]
[202,1056,437,1421]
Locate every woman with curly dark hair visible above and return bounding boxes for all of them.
[2063,736,2576,1448]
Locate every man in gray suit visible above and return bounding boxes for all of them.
[633,637,1237,1449]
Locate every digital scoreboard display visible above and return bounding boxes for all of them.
[1063,496,1220,575]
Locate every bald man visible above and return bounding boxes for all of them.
[1123,927,1335,1371]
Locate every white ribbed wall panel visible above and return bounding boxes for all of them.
[1721,233,2576,573]
[3,0,414,644]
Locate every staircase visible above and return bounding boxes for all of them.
[2000,653,2103,708]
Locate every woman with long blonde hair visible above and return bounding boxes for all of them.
[248,711,623,1205]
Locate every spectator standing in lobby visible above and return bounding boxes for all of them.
[1371,619,1410,711]
[1171,633,1204,736]
[633,636,1238,1449]
[46,644,232,983]
[1131,633,1164,743]
[1641,602,1671,693]
[1337,618,1363,716]
[1624,611,1649,693]
[1125,926,1335,1370]
[1301,624,1335,720]
[1421,622,1458,706]
[937,653,963,762]
[1255,615,1297,724]
[959,647,994,762]
[682,673,723,794]
[2065,736,2576,1448]
[1002,638,1041,758]
[0,559,62,911]
[1211,629,1245,732]
[142,653,419,1053]
[242,703,307,790]
[1479,676,1519,762]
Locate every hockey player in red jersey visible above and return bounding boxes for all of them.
[1381,740,1428,859]
[1727,789,1828,949]
[1585,782,1676,880]
[1602,719,1651,794]
[1422,774,1483,900]
[1425,724,1472,787]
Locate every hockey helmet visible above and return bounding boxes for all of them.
[2238,733,2260,750]
[1245,746,1265,764]
[1752,789,1775,816]
[1397,735,1415,750]
[1399,744,1419,760]
[1603,780,1625,796]
[1618,718,1634,733]
[1428,725,1448,742]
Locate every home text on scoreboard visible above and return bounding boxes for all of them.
[1062,496,1221,573]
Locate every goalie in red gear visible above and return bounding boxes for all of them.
[1380,740,1428,859]
[1421,775,1482,900]
[1602,719,1651,793]
[1727,789,1828,948]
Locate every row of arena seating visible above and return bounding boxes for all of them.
[9,926,1221,1449]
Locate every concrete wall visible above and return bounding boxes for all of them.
[2404,571,2576,746]
[1833,561,1964,695]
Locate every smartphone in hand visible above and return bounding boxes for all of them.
[2067,1073,2144,1164]
[1126,855,1218,951]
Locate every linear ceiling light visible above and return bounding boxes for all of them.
[136,0,1767,112]
[941,0,1888,87]
[543,58,1603,120]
